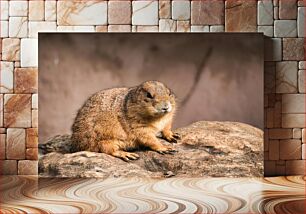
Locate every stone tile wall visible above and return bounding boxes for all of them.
[0,0,305,176]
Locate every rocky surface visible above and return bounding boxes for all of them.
[39,121,263,178]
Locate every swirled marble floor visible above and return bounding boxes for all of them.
[0,176,305,213]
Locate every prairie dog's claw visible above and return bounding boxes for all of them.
[112,151,139,161]
[156,147,177,155]
[173,133,181,140]
[163,132,181,143]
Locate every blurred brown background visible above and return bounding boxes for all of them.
[39,33,264,143]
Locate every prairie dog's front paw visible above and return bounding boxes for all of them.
[112,151,140,162]
[155,146,177,155]
[162,131,181,143]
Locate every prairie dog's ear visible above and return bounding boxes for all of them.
[135,86,144,96]
[168,88,175,96]
[167,88,171,95]
[127,87,138,102]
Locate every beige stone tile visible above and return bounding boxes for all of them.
[298,0,305,6]
[276,61,298,93]
[159,19,176,32]
[57,0,107,25]
[0,1,9,20]
[18,160,38,175]
[9,0,28,17]
[14,68,38,93]
[95,26,108,32]
[0,61,14,93]
[269,128,292,139]
[132,25,136,32]
[2,38,20,61]
[285,160,305,175]
[1,21,9,37]
[0,160,17,175]
[6,128,25,159]
[283,38,305,61]
[32,94,38,109]
[136,26,159,32]
[32,110,38,128]
[0,134,5,159]
[192,0,224,25]
[279,0,297,19]
[274,6,279,19]
[257,0,273,25]
[108,25,131,32]
[282,94,305,113]
[298,7,305,37]
[9,17,28,38]
[26,128,38,148]
[191,25,209,32]
[57,26,95,32]
[293,128,302,139]
[172,1,190,20]
[302,144,306,159]
[20,38,38,67]
[298,70,305,93]
[0,128,6,134]
[274,20,297,37]
[14,61,21,68]
[225,0,256,32]
[258,26,273,37]
[26,148,38,160]
[45,1,57,21]
[210,25,225,32]
[268,140,279,160]
[177,21,190,32]
[159,1,171,19]
[0,94,3,127]
[29,21,57,38]
[303,128,305,143]
[282,114,305,128]
[29,0,44,21]
[280,139,302,160]
[299,61,306,69]
[132,1,158,25]
[4,94,31,128]
[108,1,131,24]
[274,1,279,7]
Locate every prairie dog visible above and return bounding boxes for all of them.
[71,81,180,161]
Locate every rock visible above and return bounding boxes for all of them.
[39,121,263,178]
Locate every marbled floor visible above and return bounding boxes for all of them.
[0,176,305,214]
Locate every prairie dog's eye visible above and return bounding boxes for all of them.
[146,92,153,99]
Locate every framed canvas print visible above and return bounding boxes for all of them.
[38,33,264,178]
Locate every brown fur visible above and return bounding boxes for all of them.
[71,81,180,161]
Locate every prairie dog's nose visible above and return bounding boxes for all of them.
[161,102,172,113]
[162,106,169,111]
